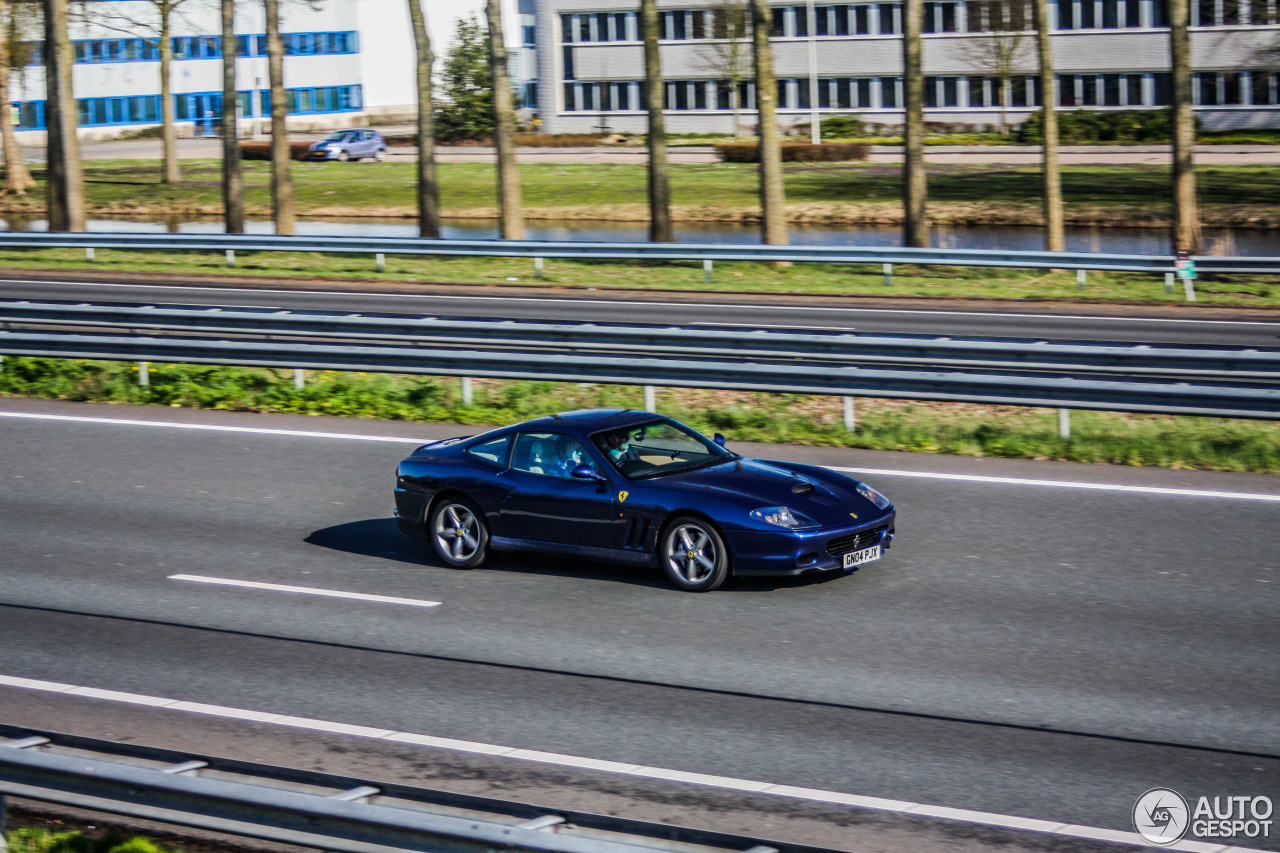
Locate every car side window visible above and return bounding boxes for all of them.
[512,432,595,479]
[465,434,512,466]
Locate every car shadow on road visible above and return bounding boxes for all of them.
[304,518,426,566]
[307,518,852,593]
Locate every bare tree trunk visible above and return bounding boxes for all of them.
[0,0,34,194]
[1169,0,1200,253]
[264,0,294,234]
[730,85,741,138]
[640,0,671,242]
[902,0,928,247]
[407,0,440,239]
[1032,0,1062,251]
[220,0,242,232]
[159,2,180,183]
[43,0,84,231]
[486,0,523,240]
[750,0,786,245]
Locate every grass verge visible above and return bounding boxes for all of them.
[5,245,1274,306]
[0,247,1274,306]
[1,160,1277,228]
[6,826,179,853]
[4,358,1277,473]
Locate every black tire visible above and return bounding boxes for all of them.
[428,496,489,569]
[660,516,730,592]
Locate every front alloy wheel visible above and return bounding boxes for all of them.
[661,517,729,592]
[430,498,489,568]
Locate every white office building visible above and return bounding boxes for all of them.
[12,0,529,141]
[535,0,1280,133]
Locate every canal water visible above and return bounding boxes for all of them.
[1,215,1275,256]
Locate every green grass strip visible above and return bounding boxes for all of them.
[6,827,181,853]
[1,250,1276,306]
[4,358,1277,473]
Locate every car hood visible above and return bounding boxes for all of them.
[656,458,886,528]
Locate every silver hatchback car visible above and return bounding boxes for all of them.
[308,129,387,162]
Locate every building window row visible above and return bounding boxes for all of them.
[37,31,358,65]
[562,0,1276,42]
[561,11,637,42]
[1193,0,1278,25]
[15,84,362,130]
[559,71,1280,112]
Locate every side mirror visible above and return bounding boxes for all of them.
[571,464,606,482]
[713,433,727,447]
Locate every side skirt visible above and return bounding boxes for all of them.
[490,536,656,567]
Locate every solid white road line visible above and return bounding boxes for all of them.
[0,411,426,443]
[167,575,440,608]
[0,674,1261,853]
[5,410,1279,502]
[2,276,1275,326]
[832,466,1280,503]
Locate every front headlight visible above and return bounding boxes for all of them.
[750,506,820,529]
[856,482,891,509]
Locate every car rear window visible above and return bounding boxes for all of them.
[465,434,511,466]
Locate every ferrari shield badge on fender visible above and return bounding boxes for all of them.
[618,491,629,502]
[850,512,859,519]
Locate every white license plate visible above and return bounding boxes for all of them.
[842,545,882,569]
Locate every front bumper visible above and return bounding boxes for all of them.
[308,148,340,160]
[724,511,896,576]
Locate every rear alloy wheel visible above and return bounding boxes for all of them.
[429,497,489,569]
[661,517,729,592]
[374,148,387,162]
[337,150,350,162]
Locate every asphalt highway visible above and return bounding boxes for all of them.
[1,397,1278,852]
[1,275,1279,348]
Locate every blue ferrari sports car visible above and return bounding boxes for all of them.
[394,410,896,591]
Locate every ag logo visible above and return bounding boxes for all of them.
[618,491,629,502]
[1133,788,1190,845]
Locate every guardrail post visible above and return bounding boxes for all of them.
[534,257,544,279]
[843,396,856,432]
[883,263,892,287]
[1184,277,1196,302]
[644,385,656,412]
[86,248,95,262]
[1165,272,1174,294]
[1058,408,1070,440]
[375,253,386,273]
[703,259,713,283]
[226,249,236,268]
[1075,269,1086,290]
[461,376,473,406]
[293,369,304,390]
[138,362,149,387]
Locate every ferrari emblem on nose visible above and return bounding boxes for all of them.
[850,512,859,519]
[618,491,629,502]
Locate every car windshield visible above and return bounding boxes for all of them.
[593,419,733,480]
[323,131,350,142]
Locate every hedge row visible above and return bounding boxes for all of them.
[715,141,872,163]
[1016,108,1199,144]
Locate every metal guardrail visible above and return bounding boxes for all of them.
[2,328,1278,419]
[0,726,821,853]
[0,230,1276,275]
[2,299,1279,379]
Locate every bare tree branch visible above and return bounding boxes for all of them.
[694,0,750,137]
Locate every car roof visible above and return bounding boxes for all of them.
[516,409,658,434]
